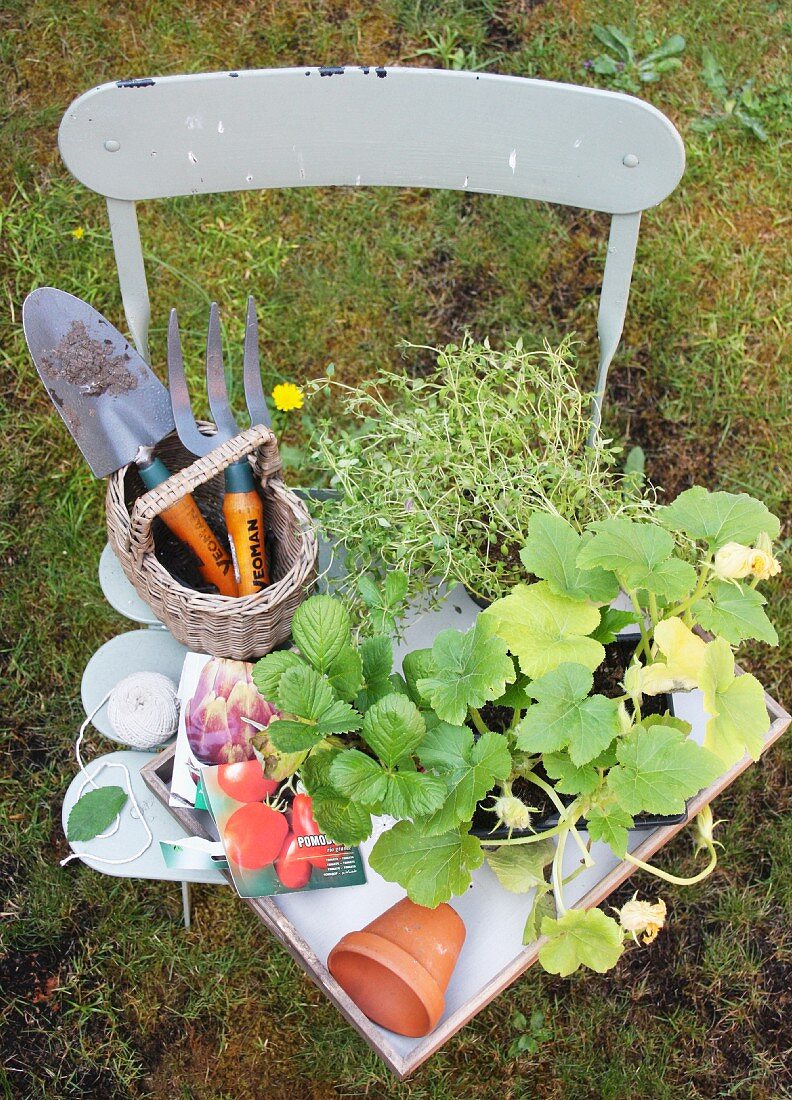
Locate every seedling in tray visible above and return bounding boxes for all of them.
[251,487,780,976]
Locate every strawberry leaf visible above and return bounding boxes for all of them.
[291,595,351,672]
[361,694,426,768]
[252,649,304,702]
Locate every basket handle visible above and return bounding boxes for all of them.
[128,424,281,566]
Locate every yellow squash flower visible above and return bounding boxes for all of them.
[272,382,304,412]
[714,536,780,583]
[714,542,757,581]
[617,893,667,944]
[691,804,724,855]
[751,532,781,581]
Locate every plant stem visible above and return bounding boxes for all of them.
[667,553,713,619]
[508,707,523,734]
[484,821,569,847]
[519,773,592,865]
[552,829,569,915]
[626,588,652,662]
[521,771,569,818]
[469,707,490,737]
[623,846,718,886]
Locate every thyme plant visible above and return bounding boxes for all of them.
[310,336,653,605]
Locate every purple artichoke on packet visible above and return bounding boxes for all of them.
[185,658,277,765]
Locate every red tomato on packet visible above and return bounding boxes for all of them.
[275,832,312,889]
[217,761,279,803]
[224,802,288,870]
[291,793,334,870]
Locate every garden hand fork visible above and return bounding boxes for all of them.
[168,296,272,596]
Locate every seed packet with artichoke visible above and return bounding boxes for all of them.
[170,652,280,809]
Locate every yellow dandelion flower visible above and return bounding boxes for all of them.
[71,227,85,240]
[272,382,304,412]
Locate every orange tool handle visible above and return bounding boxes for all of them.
[138,456,238,596]
[160,496,240,596]
[223,462,269,596]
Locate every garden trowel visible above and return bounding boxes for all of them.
[22,288,238,595]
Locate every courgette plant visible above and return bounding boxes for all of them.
[252,487,781,976]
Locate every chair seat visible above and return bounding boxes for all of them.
[61,749,227,884]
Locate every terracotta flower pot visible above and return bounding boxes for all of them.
[328,896,466,1037]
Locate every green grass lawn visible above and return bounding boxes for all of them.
[1,1,790,1097]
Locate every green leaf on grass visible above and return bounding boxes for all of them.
[607,724,722,816]
[519,515,619,604]
[699,637,769,767]
[417,617,515,725]
[577,518,696,601]
[369,823,484,907]
[419,723,512,831]
[659,486,780,550]
[486,839,555,893]
[484,582,603,679]
[67,786,127,842]
[585,803,634,859]
[516,664,621,767]
[693,579,778,646]
[251,649,303,702]
[291,595,351,672]
[538,909,625,976]
[362,694,426,768]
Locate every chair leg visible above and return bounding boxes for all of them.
[181,881,191,930]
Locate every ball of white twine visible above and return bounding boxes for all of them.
[106,672,179,749]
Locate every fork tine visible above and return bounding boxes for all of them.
[167,308,213,457]
[242,296,272,430]
[205,301,239,439]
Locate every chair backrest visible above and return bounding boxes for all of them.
[58,66,685,433]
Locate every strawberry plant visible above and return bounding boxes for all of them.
[252,487,781,975]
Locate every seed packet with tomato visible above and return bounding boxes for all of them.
[199,761,366,899]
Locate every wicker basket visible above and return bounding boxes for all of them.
[106,423,318,659]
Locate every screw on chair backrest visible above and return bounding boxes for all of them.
[58,66,685,436]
